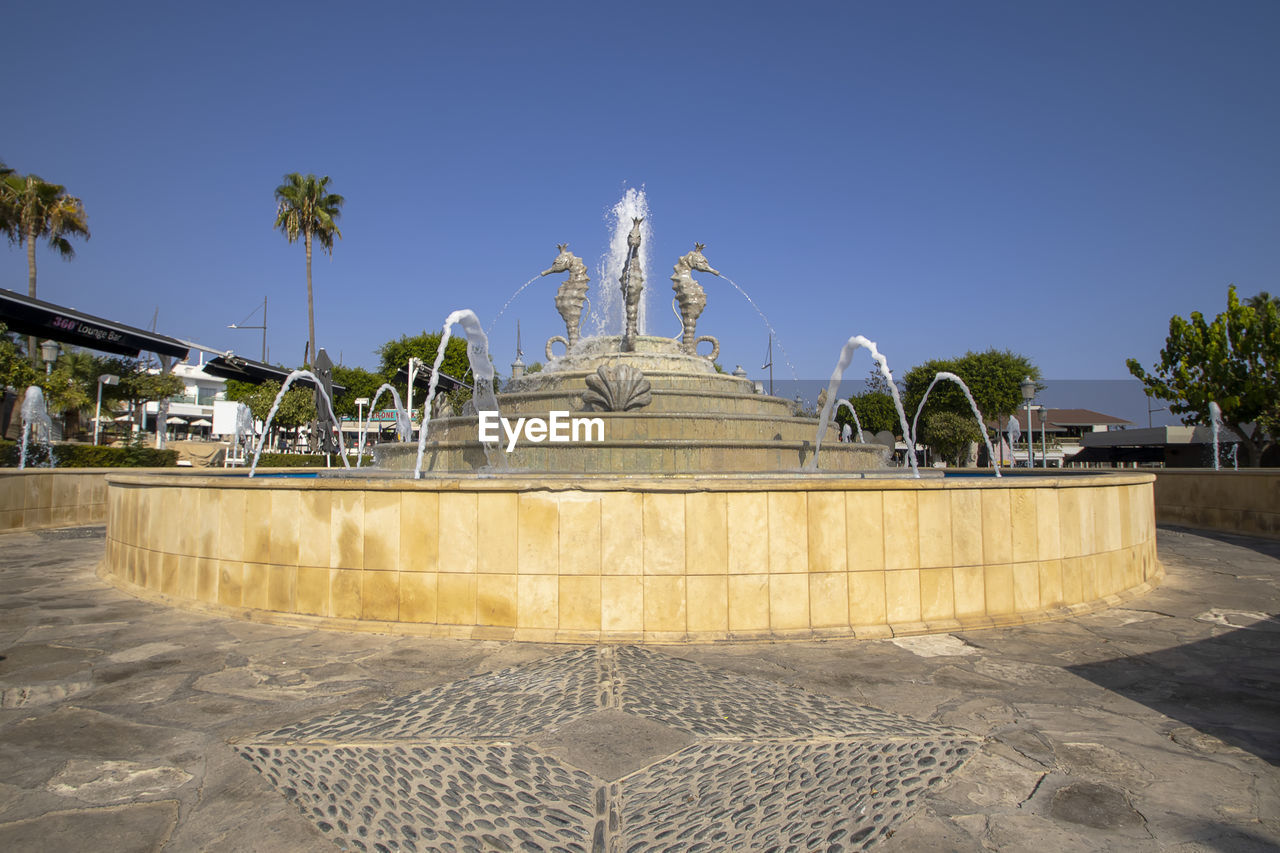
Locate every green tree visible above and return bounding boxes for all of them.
[227,379,315,451]
[118,364,184,434]
[0,324,38,395]
[23,350,137,439]
[223,379,257,407]
[902,350,1040,466]
[904,350,1041,424]
[1,173,90,361]
[864,366,899,397]
[330,364,385,419]
[921,410,983,467]
[39,349,96,435]
[378,332,482,415]
[274,173,344,365]
[1127,285,1278,466]
[834,391,898,438]
[1246,291,1279,311]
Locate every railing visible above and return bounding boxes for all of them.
[166,392,223,406]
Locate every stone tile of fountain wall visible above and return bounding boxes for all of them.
[0,470,111,531]
[408,440,890,475]
[1151,469,1280,538]
[427,412,834,444]
[498,388,797,416]
[101,474,1161,643]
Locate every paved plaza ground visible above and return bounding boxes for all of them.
[0,525,1276,851]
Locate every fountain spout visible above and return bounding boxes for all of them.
[620,217,645,352]
[672,243,720,358]
[541,244,591,356]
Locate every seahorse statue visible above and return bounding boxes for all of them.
[620,217,644,352]
[671,243,720,357]
[541,244,590,356]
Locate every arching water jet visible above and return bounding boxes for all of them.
[809,336,918,476]
[356,384,411,468]
[909,372,1001,476]
[248,371,350,477]
[413,309,503,479]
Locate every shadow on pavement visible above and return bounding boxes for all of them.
[1161,524,1280,560]
[1183,823,1280,853]
[1068,617,1280,766]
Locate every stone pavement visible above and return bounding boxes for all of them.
[0,526,1276,852]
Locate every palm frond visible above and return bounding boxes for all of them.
[274,172,343,249]
[3,173,89,250]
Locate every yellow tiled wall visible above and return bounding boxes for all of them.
[103,474,1162,642]
[1152,470,1280,538]
[0,471,109,531]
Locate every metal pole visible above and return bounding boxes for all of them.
[262,297,267,362]
[1026,398,1033,468]
[94,380,104,446]
[407,358,416,432]
[1041,409,1047,468]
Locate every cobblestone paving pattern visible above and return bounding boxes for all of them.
[237,646,978,851]
[2,527,1278,851]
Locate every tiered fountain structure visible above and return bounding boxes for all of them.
[100,200,1160,642]
[375,236,888,476]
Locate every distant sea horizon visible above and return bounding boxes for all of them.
[759,379,1185,429]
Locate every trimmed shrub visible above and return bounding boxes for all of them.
[0,441,179,468]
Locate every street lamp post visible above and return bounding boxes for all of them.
[227,297,268,362]
[355,396,370,448]
[1020,376,1036,468]
[1041,405,1048,468]
[39,340,59,375]
[407,357,424,431]
[94,374,120,446]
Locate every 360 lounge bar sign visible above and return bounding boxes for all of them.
[50,314,127,348]
[0,288,189,359]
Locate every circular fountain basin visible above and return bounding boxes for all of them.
[101,469,1159,642]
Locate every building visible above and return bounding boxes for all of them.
[140,358,228,440]
[992,407,1132,466]
[1075,425,1246,467]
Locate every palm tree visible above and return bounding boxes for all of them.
[1,172,90,362]
[0,162,12,242]
[1246,291,1279,311]
[273,173,344,365]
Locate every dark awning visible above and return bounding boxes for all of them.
[0,289,190,359]
[1068,446,1166,465]
[392,365,471,393]
[203,354,347,395]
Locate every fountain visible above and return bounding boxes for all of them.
[835,400,864,444]
[356,384,410,468]
[19,386,55,469]
[910,372,1001,476]
[248,370,350,476]
[1208,401,1222,471]
[100,195,1160,642]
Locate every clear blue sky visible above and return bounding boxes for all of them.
[4,1,1277,384]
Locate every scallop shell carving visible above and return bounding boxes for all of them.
[582,364,653,412]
